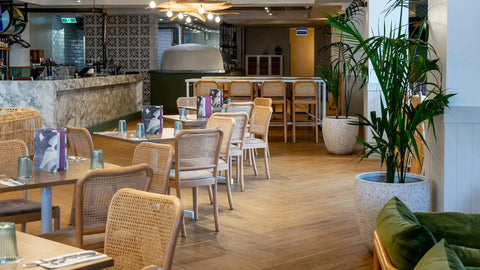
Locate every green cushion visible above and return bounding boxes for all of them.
[376,197,437,270]
[451,245,480,267]
[414,239,466,270]
[414,212,480,249]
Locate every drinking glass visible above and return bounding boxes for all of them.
[90,150,104,169]
[118,120,127,134]
[220,107,226,113]
[179,108,187,120]
[226,98,232,104]
[136,123,146,138]
[17,156,32,179]
[174,121,182,136]
[0,222,19,264]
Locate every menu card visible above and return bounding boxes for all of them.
[34,128,67,172]
[142,105,163,134]
[197,96,212,118]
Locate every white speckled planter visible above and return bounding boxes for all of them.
[354,172,430,252]
[322,116,359,155]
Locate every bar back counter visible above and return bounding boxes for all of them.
[0,74,143,129]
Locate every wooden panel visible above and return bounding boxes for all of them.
[246,56,257,76]
[271,56,281,76]
[259,56,269,75]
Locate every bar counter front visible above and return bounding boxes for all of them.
[0,74,143,128]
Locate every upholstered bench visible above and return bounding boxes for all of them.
[374,197,480,270]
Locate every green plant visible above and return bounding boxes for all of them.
[326,0,455,183]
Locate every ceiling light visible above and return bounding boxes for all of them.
[149,0,156,8]
[265,7,268,10]
[207,13,214,20]
[199,4,204,14]
[77,0,81,2]
[178,13,184,19]
[166,10,173,17]
[186,16,192,23]
[215,16,220,23]
[151,0,237,22]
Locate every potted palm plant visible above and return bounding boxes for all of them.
[316,41,366,155]
[326,0,455,251]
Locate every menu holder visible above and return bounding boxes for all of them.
[142,105,163,134]
[210,89,224,108]
[197,96,212,119]
[33,128,67,172]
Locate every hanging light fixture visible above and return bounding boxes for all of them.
[207,13,213,20]
[178,13,184,19]
[186,16,192,23]
[198,4,204,14]
[166,10,173,17]
[148,0,238,22]
[149,0,156,8]
[215,16,220,23]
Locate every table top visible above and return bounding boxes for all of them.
[93,128,176,144]
[14,231,114,270]
[0,160,120,193]
[163,114,207,126]
[186,76,325,83]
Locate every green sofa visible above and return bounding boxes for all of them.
[374,197,480,270]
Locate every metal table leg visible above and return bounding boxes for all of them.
[41,186,53,233]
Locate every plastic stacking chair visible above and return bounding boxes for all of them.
[206,116,235,209]
[261,81,287,143]
[104,188,183,270]
[194,80,220,96]
[0,139,61,232]
[40,164,153,249]
[213,112,249,192]
[133,142,174,194]
[292,81,319,143]
[168,128,223,237]
[66,126,94,158]
[254,97,272,107]
[229,81,254,101]
[243,106,273,181]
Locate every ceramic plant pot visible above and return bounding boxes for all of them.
[322,116,359,155]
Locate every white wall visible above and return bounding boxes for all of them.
[10,23,30,67]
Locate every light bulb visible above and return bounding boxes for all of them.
[199,6,204,14]
[149,0,156,8]
[207,13,214,20]
[167,10,173,17]
[215,16,220,23]
[186,16,192,23]
[178,13,184,19]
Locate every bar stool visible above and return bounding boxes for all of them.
[260,81,287,143]
[292,80,318,143]
[229,81,254,101]
[194,80,220,96]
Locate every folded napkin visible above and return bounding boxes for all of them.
[67,156,88,162]
[0,178,25,186]
[39,251,107,269]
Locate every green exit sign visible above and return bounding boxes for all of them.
[61,18,77,23]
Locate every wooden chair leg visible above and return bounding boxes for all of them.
[193,187,198,220]
[225,161,234,210]
[251,149,258,176]
[54,207,60,231]
[235,155,240,183]
[264,146,270,179]
[315,103,319,143]
[240,154,245,192]
[208,185,213,205]
[283,103,287,143]
[212,183,220,232]
[175,186,187,237]
[292,103,296,143]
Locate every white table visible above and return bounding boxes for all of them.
[184,76,327,122]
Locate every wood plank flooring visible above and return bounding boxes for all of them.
[0,120,381,269]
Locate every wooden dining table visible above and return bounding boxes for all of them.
[14,231,114,270]
[163,114,207,128]
[0,160,120,233]
[93,128,176,144]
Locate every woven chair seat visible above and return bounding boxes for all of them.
[217,159,228,171]
[41,227,105,250]
[0,199,52,215]
[169,169,215,181]
[229,145,242,156]
[244,137,267,149]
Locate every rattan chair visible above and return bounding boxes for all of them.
[212,112,249,192]
[229,81,254,101]
[261,81,287,143]
[104,188,183,270]
[176,97,197,115]
[168,128,223,237]
[292,81,319,143]
[0,107,42,154]
[66,126,94,158]
[0,139,60,232]
[254,97,272,107]
[243,106,273,180]
[133,142,174,194]
[194,80,220,96]
[41,164,153,249]
[206,116,235,209]
[226,102,255,119]
[66,126,95,225]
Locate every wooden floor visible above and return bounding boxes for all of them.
[0,120,381,269]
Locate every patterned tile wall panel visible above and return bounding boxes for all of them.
[85,13,158,104]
